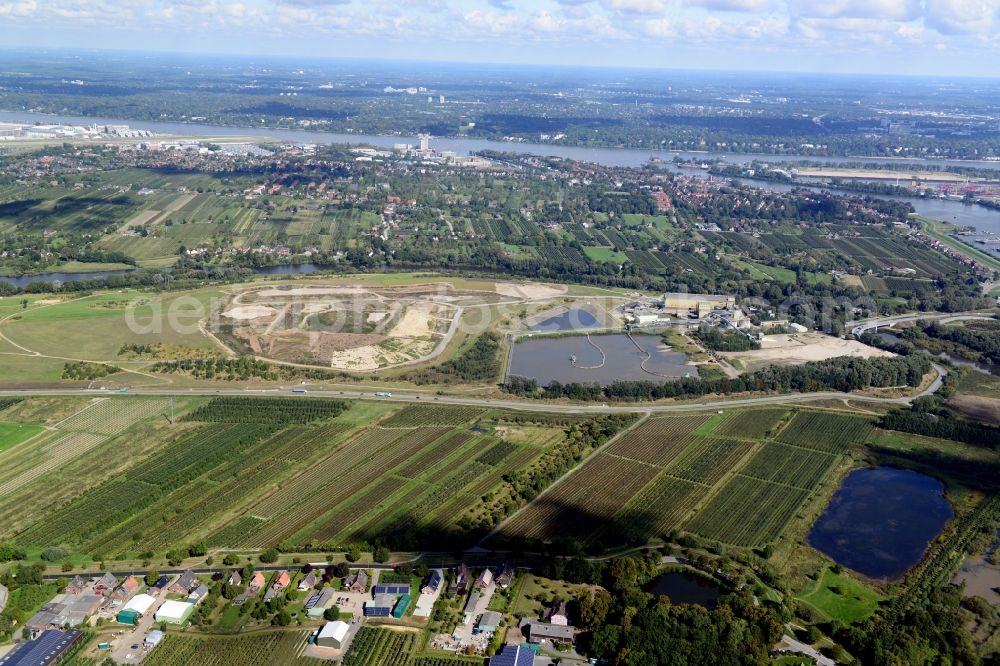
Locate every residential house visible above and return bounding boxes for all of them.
[169,570,198,595]
[495,563,514,589]
[113,576,140,604]
[449,564,470,595]
[542,600,569,626]
[93,573,117,597]
[298,572,318,591]
[474,568,494,590]
[187,584,209,604]
[272,571,291,591]
[248,572,266,593]
[523,620,575,646]
[228,570,242,587]
[65,576,85,596]
[347,571,368,594]
[421,570,442,595]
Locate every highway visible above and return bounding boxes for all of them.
[0,372,944,415]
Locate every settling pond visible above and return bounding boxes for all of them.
[809,467,953,580]
[507,332,691,386]
[529,308,600,333]
[646,571,723,607]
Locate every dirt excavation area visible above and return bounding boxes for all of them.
[724,332,893,372]
[947,394,1000,424]
[495,281,567,300]
[211,282,471,370]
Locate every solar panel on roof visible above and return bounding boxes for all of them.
[304,594,321,610]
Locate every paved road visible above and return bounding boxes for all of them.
[0,374,941,416]
[778,634,836,666]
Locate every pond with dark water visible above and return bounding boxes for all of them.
[529,308,600,332]
[808,467,953,580]
[507,333,691,386]
[646,571,723,607]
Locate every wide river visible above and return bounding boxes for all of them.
[4,109,1000,236]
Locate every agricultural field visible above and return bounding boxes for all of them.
[0,397,575,557]
[775,410,873,453]
[343,627,417,666]
[141,630,319,666]
[499,407,868,549]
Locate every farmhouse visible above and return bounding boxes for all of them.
[542,600,569,626]
[347,571,368,593]
[65,576,85,596]
[495,563,514,589]
[248,572,266,592]
[299,571,318,591]
[112,576,140,604]
[421,570,442,595]
[169,570,198,595]
[305,588,336,619]
[363,593,396,617]
[93,572,117,597]
[316,621,349,649]
[449,564,470,595]
[187,584,209,603]
[26,594,103,635]
[523,621,575,646]
[474,568,493,590]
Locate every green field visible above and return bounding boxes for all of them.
[796,566,882,623]
[0,397,583,558]
[0,421,43,452]
[141,630,319,666]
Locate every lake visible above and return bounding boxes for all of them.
[647,571,722,607]
[0,269,138,289]
[808,467,954,580]
[0,262,336,289]
[507,332,691,386]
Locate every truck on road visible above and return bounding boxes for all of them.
[374,391,392,398]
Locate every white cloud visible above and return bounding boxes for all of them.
[531,10,563,32]
[687,0,769,12]
[462,8,520,33]
[789,0,918,21]
[603,0,666,15]
[644,16,675,37]
[924,0,1000,35]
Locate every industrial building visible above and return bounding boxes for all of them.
[116,593,156,625]
[155,600,195,625]
[487,644,534,666]
[316,621,349,649]
[0,629,83,666]
[661,293,737,318]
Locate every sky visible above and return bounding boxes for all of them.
[0,0,998,77]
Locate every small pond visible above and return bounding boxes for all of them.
[507,333,691,386]
[808,467,953,580]
[646,571,722,607]
[530,308,600,332]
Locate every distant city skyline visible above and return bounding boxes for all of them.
[0,0,998,77]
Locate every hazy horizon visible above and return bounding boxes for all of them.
[0,0,998,78]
